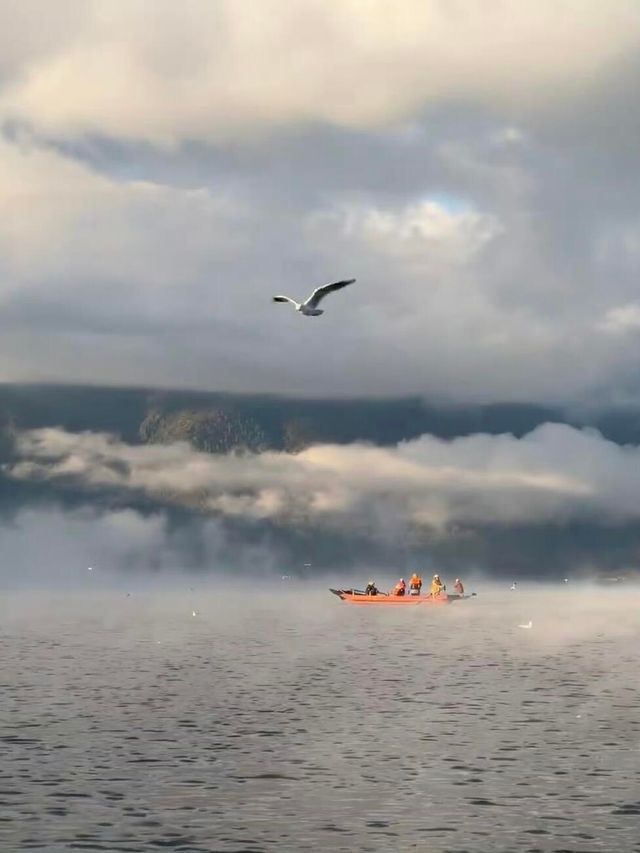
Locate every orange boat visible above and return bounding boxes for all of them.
[330,588,455,605]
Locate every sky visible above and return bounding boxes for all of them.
[4,2,640,578]
[2,1,640,404]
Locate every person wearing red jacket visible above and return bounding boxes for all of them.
[391,578,406,596]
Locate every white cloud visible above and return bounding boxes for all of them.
[0,137,250,331]
[311,200,501,266]
[11,424,640,536]
[0,2,639,144]
[600,303,640,335]
[491,127,527,148]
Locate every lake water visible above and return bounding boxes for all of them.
[2,582,640,852]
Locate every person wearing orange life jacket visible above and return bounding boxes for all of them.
[409,573,422,595]
[453,578,464,595]
[430,574,444,597]
[391,578,406,596]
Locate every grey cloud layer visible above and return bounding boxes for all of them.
[2,129,640,402]
[10,425,640,533]
[1,4,640,404]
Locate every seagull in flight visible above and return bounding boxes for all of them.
[272,278,355,316]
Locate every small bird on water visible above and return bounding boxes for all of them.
[518,620,533,629]
[272,279,355,316]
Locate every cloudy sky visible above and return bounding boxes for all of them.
[2,1,640,404]
[4,2,640,578]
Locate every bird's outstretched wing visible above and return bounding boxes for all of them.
[305,278,355,308]
[273,295,297,305]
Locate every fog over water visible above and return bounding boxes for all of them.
[2,581,640,852]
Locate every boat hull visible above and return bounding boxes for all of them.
[330,589,450,605]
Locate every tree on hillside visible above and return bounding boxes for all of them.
[140,409,268,454]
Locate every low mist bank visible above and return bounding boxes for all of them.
[13,422,640,527]
[2,422,640,580]
[3,584,639,653]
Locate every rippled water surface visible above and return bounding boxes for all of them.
[2,583,640,852]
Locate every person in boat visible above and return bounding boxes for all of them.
[391,578,406,596]
[409,573,422,595]
[365,580,378,596]
[453,578,464,595]
[430,574,444,597]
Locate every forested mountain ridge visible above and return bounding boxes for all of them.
[0,382,639,455]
